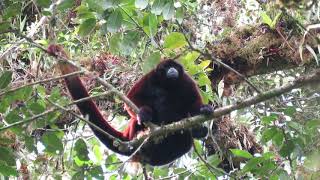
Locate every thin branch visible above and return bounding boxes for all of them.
[95,78,139,113]
[0,71,84,97]
[46,98,123,147]
[117,5,164,54]
[192,141,234,178]
[0,91,113,132]
[0,108,58,131]
[192,141,217,176]
[176,21,262,94]
[0,1,58,60]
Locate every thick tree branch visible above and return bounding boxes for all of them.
[127,69,320,149]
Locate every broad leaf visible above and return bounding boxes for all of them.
[0,71,12,89]
[78,18,96,36]
[135,0,148,9]
[164,32,187,49]
[107,10,123,33]
[230,149,253,159]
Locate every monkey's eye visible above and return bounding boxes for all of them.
[166,67,179,79]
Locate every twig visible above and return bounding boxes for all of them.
[0,71,84,97]
[176,21,262,94]
[46,98,124,148]
[192,141,234,178]
[117,5,164,54]
[192,141,216,176]
[0,91,113,132]
[96,78,138,113]
[0,1,58,60]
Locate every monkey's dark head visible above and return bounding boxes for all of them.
[155,60,184,85]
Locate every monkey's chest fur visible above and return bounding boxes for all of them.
[137,86,194,166]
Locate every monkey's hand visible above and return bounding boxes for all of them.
[191,125,208,139]
[137,106,153,125]
[200,104,214,115]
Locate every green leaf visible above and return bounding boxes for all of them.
[176,7,184,24]
[5,110,22,124]
[0,22,11,33]
[207,154,222,166]
[230,149,253,159]
[272,129,284,147]
[49,87,62,102]
[28,100,46,114]
[242,157,264,172]
[93,145,103,162]
[0,71,12,89]
[0,161,17,177]
[119,31,140,55]
[180,51,200,66]
[57,0,74,11]
[0,147,16,166]
[106,154,120,171]
[135,0,148,9]
[41,132,64,155]
[198,60,211,69]
[3,3,22,19]
[143,13,158,37]
[283,106,296,117]
[197,73,211,86]
[306,119,320,129]
[153,167,169,178]
[88,166,104,179]
[15,86,33,101]
[164,32,187,49]
[104,0,120,9]
[36,85,47,97]
[279,140,295,157]
[37,0,51,8]
[261,127,278,143]
[76,5,95,20]
[72,170,85,180]
[151,0,165,15]
[24,136,36,152]
[109,33,121,53]
[85,0,105,13]
[271,12,282,28]
[74,139,90,161]
[107,10,123,33]
[78,18,96,36]
[142,51,161,74]
[260,12,273,27]
[162,1,175,20]
[262,152,275,160]
[261,114,278,124]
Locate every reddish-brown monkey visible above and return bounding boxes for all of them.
[48,44,212,166]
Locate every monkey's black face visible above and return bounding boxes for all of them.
[156,60,183,82]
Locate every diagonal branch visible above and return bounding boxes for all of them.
[127,69,320,148]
